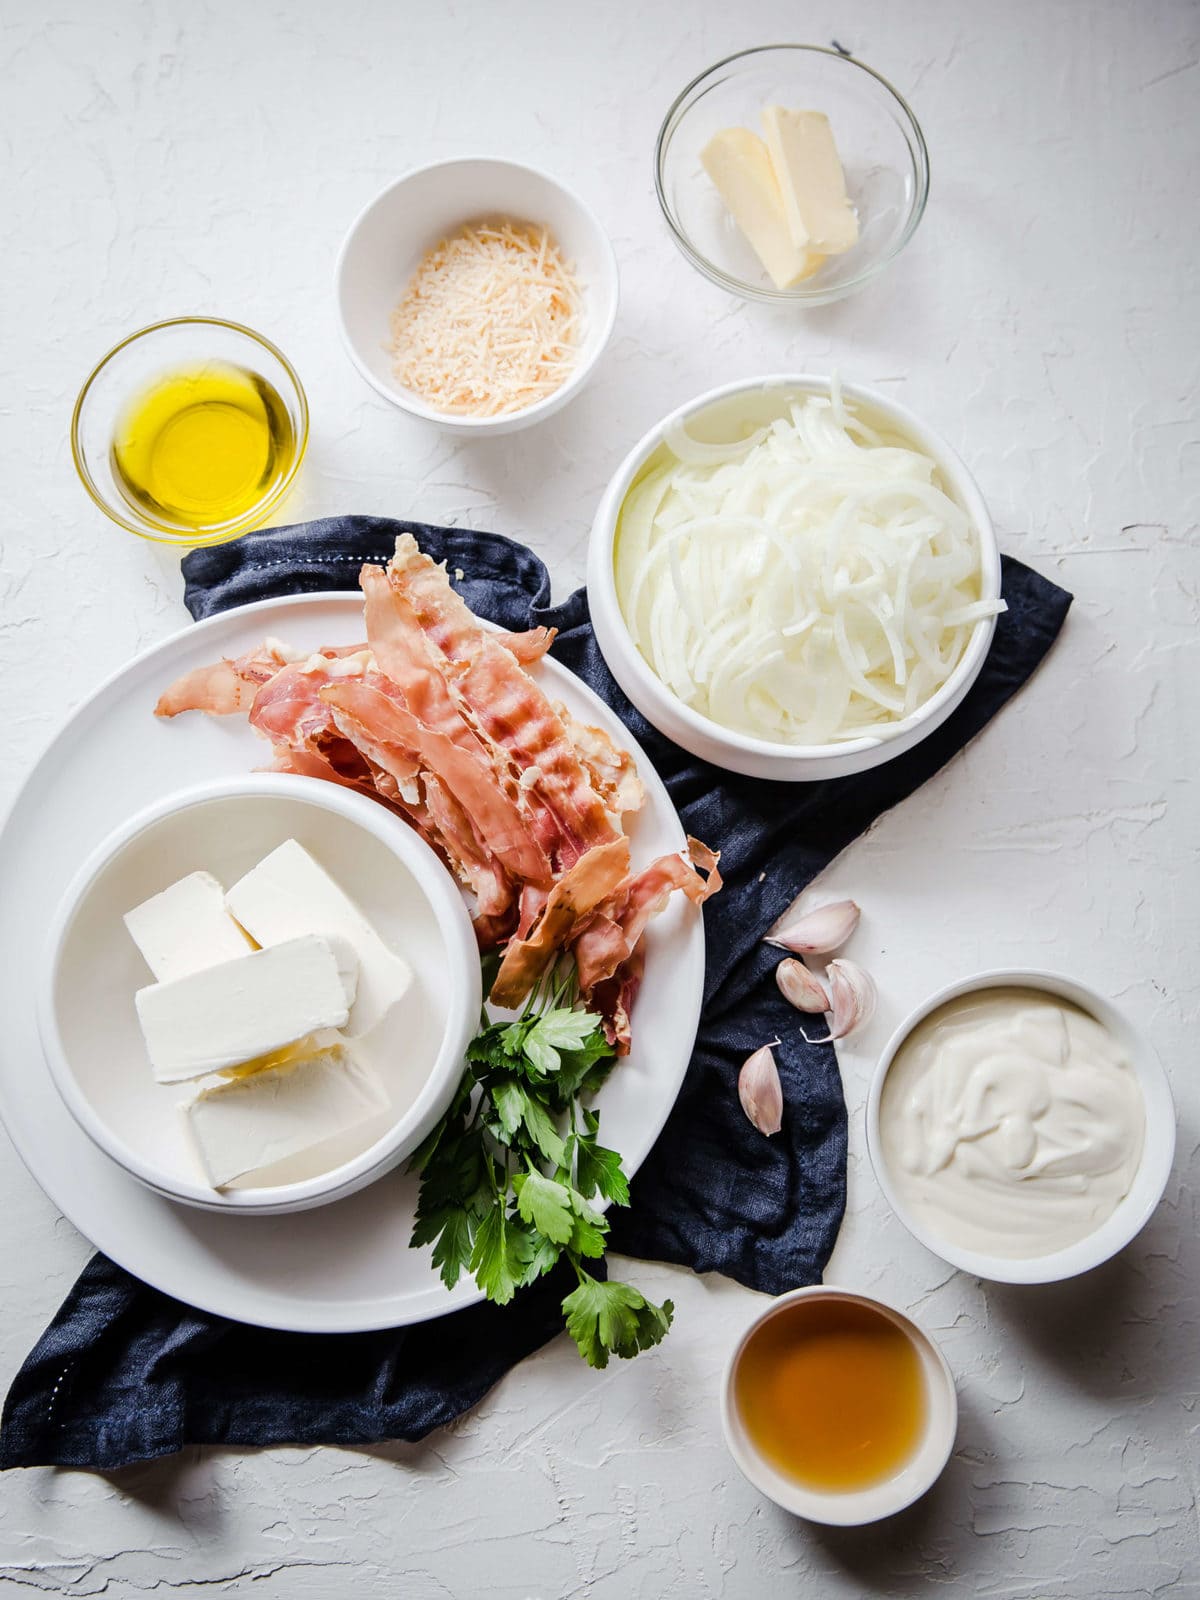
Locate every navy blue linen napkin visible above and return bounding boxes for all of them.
[2,516,1071,1469]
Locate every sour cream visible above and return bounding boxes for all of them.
[879,988,1144,1259]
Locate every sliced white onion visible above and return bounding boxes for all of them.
[662,418,771,465]
[613,388,1007,746]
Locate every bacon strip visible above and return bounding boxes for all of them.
[388,537,618,869]
[362,570,554,881]
[573,839,722,998]
[489,838,631,1010]
[321,673,548,893]
[556,706,645,819]
[591,942,646,1056]
[155,643,295,718]
[394,547,556,663]
[498,625,556,664]
[249,662,337,746]
[246,664,459,880]
[324,684,513,926]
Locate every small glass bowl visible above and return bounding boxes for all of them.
[655,44,929,306]
[71,317,309,547]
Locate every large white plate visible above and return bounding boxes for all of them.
[0,593,704,1333]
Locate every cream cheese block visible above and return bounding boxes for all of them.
[184,1043,389,1187]
[135,933,354,1084]
[226,839,412,1038]
[700,126,824,289]
[761,106,858,255]
[124,870,253,983]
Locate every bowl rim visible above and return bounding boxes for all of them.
[37,773,481,1213]
[333,154,620,430]
[719,1283,958,1524]
[589,372,1001,763]
[864,968,1177,1284]
[70,315,310,545]
[654,43,931,305]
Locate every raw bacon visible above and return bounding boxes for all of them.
[154,642,296,718]
[393,543,555,665]
[498,625,556,664]
[489,838,631,1010]
[591,942,647,1056]
[556,706,645,819]
[573,839,722,1000]
[152,535,720,1047]
[388,536,620,867]
[322,672,550,890]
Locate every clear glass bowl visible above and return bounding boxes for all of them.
[71,317,309,547]
[655,44,929,306]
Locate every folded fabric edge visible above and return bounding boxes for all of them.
[0,1255,575,1472]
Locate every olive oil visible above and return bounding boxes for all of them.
[110,361,296,531]
[734,1297,926,1492]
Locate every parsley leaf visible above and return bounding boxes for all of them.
[469,1202,528,1306]
[519,1095,566,1168]
[409,1074,473,1172]
[551,1032,618,1105]
[575,1134,631,1207]
[536,1009,602,1050]
[410,1204,474,1290]
[567,1188,608,1259]
[491,1077,527,1140]
[521,1010,590,1076]
[513,1168,575,1244]
[516,1224,561,1284]
[561,1276,676,1369]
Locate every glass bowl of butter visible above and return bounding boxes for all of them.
[655,44,929,306]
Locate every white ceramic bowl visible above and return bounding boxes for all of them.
[335,157,619,435]
[587,375,1001,781]
[866,970,1176,1284]
[37,775,481,1216]
[721,1286,958,1525]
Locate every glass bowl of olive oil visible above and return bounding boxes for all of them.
[71,318,308,547]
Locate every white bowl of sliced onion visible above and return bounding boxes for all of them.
[588,375,1004,781]
[335,157,619,435]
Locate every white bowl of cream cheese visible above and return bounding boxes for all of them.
[38,775,481,1216]
[866,970,1175,1284]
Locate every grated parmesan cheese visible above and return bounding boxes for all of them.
[388,218,583,418]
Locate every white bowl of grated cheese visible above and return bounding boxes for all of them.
[588,375,1004,782]
[335,157,619,435]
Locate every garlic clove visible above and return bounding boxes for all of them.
[738,1041,784,1136]
[801,958,876,1043]
[775,958,830,1014]
[765,898,861,956]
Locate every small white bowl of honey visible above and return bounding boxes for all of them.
[71,316,308,547]
[721,1286,957,1525]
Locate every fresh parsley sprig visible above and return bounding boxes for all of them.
[409,958,673,1368]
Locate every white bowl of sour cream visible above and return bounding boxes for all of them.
[866,970,1175,1284]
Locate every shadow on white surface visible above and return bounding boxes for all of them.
[982,1196,1193,1401]
[785,1388,997,1590]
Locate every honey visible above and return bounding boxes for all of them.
[110,361,296,532]
[733,1297,926,1492]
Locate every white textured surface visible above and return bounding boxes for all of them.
[1,0,1197,1594]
